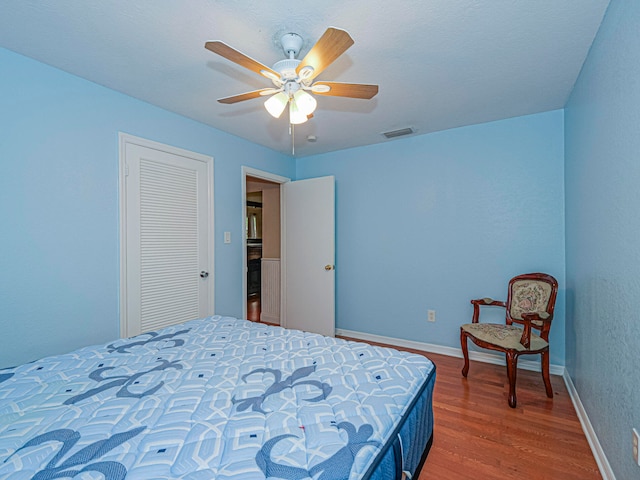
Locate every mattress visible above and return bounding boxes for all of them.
[0,316,435,479]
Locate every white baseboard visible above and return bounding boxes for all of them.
[335,328,565,375]
[260,313,280,324]
[563,371,615,479]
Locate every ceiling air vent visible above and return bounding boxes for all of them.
[382,127,415,139]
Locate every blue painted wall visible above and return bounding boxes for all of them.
[0,47,567,373]
[297,110,566,365]
[565,0,640,477]
[4,4,636,474]
[0,48,294,368]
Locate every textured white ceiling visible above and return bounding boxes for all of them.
[0,0,609,157]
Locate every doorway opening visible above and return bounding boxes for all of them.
[241,167,335,335]
[245,173,283,324]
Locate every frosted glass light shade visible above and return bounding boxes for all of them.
[289,100,308,124]
[264,92,288,118]
[293,90,317,116]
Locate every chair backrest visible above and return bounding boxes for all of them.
[506,273,558,335]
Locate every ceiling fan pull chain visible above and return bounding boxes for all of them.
[291,123,295,156]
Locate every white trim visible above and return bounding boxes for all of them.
[563,371,616,480]
[241,167,290,320]
[335,328,565,376]
[242,166,290,184]
[119,133,214,337]
[119,135,129,338]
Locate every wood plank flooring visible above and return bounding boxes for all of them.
[339,337,601,480]
[247,296,260,322]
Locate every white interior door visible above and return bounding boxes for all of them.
[283,176,335,336]
[120,135,214,337]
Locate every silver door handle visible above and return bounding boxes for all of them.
[200,271,209,278]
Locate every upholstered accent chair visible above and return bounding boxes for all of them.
[460,273,558,408]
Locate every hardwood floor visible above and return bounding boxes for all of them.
[340,337,601,479]
[246,296,280,326]
[247,295,260,322]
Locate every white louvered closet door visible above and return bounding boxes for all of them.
[122,139,213,337]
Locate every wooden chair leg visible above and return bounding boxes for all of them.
[541,350,553,398]
[460,329,470,377]
[506,351,518,408]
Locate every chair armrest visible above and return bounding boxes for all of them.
[519,312,552,348]
[471,298,507,307]
[469,298,506,323]
[521,312,551,323]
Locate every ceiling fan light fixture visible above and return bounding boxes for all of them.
[293,89,317,116]
[264,92,288,118]
[289,100,308,125]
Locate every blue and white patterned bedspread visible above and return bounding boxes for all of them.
[0,316,434,479]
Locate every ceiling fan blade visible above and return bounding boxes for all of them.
[311,82,378,99]
[296,28,354,81]
[205,41,280,80]
[217,88,277,104]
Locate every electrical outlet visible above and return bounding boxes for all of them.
[428,310,436,322]
[633,428,639,466]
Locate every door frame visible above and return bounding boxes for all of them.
[119,133,215,338]
[241,166,290,320]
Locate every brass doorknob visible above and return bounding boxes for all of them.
[325,265,334,271]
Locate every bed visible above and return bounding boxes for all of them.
[0,316,435,479]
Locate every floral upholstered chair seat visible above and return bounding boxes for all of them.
[460,323,548,352]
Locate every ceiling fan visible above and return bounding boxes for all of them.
[204,27,378,126]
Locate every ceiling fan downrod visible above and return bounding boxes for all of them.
[280,33,303,59]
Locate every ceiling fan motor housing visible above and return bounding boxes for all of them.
[273,33,304,84]
[273,58,301,81]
